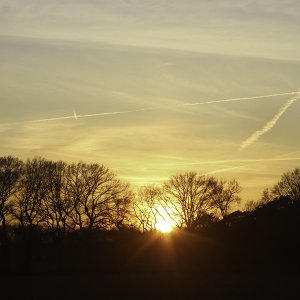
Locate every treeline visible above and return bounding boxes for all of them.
[1,156,300,298]
[0,156,132,243]
[1,155,300,244]
[0,156,242,242]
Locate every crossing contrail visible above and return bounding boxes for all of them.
[0,107,155,127]
[0,90,297,127]
[181,91,298,107]
[73,110,78,120]
[240,90,300,150]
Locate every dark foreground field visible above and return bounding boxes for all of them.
[2,228,300,300]
[1,198,300,299]
[3,272,300,299]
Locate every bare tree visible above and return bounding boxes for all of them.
[260,188,273,205]
[161,172,216,229]
[211,179,241,218]
[244,200,259,212]
[39,161,74,238]
[133,185,161,232]
[64,162,131,230]
[10,157,52,230]
[271,167,300,201]
[108,183,133,230]
[0,156,23,243]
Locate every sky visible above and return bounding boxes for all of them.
[1,0,300,204]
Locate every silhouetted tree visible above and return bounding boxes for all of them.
[133,185,162,232]
[271,167,300,201]
[10,157,52,231]
[211,179,241,218]
[108,184,133,230]
[161,172,216,229]
[222,210,246,227]
[244,200,259,212]
[244,189,273,212]
[194,212,218,229]
[64,162,131,230]
[260,188,273,204]
[0,156,23,244]
[39,161,74,239]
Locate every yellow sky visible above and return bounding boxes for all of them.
[1,1,300,203]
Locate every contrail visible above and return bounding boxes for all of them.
[0,107,155,127]
[73,107,155,119]
[240,90,300,150]
[0,90,297,127]
[166,155,300,167]
[73,110,78,120]
[181,91,297,107]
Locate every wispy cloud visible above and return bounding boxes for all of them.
[1,0,300,60]
[0,90,296,128]
[240,90,300,150]
[181,91,297,107]
[202,151,300,181]
[0,107,155,127]
[165,156,300,167]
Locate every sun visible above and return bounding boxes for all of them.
[154,205,177,233]
[155,220,174,233]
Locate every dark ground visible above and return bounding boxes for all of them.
[1,198,300,299]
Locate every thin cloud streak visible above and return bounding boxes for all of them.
[169,156,300,167]
[204,152,300,176]
[126,155,300,185]
[204,165,249,176]
[240,90,300,150]
[73,110,78,120]
[0,108,155,127]
[0,90,297,127]
[181,91,297,106]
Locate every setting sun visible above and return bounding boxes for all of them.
[154,205,177,233]
[1,1,299,298]
[155,221,174,233]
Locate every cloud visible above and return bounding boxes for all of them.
[164,155,300,168]
[1,0,300,60]
[240,90,300,150]
[0,108,155,127]
[1,90,296,128]
[182,91,297,107]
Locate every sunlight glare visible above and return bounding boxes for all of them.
[156,220,174,233]
[155,205,177,233]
